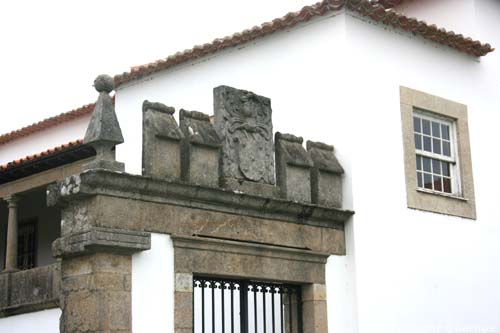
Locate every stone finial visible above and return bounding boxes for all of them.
[179,109,221,187]
[275,133,313,203]
[214,86,275,186]
[307,140,344,208]
[142,100,184,180]
[83,74,125,172]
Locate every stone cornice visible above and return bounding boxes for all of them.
[55,169,354,229]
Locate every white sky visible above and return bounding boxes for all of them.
[0,0,312,135]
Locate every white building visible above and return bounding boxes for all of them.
[1,0,499,332]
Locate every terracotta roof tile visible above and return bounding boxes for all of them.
[114,0,494,87]
[0,140,84,172]
[0,103,94,146]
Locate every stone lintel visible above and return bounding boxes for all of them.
[53,227,151,258]
[68,169,353,228]
[172,235,328,284]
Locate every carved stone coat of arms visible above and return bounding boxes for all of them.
[214,86,275,185]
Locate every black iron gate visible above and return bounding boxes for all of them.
[193,277,303,333]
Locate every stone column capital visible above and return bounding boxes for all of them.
[5,195,19,208]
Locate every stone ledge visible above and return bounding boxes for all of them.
[0,298,59,318]
[55,169,353,229]
[53,227,151,258]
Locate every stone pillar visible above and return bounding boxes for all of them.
[301,284,328,333]
[4,195,19,272]
[174,273,193,332]
[59,253,132,333]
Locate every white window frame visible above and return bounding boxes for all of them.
[413,109,461,197]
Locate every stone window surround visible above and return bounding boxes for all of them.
[172,235,329,333]
[400,86,476,220]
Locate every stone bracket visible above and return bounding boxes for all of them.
[53,227,151,258]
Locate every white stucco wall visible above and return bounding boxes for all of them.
[1,2,499,332]
[344,10,500,333]
[116,13,358,333]
[116,6,500,333]
[0,114,90,165]
[0,308,61,333]
[132,233,174,333]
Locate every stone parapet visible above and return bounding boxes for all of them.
[179,109,221,187]
[0,263,61,317]
[275,132,314,203]
[142,100,184,180]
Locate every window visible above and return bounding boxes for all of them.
[17,219,37,270]
[413,112,456,194]
[400,86,476,219]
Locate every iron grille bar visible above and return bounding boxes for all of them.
[193,277,302,333]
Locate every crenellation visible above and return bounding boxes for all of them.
[275,132,314,203]
[179,109,221,187]
[142,100,184,180]
[307,140,344,208]
[136,86,344,206]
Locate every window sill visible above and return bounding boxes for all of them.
[416,188,468,202]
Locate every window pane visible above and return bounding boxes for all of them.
[416,155,422,171]
[423,136,432,152]
[417,172,423,188]
[432,159,441,175]
[422,157,431,172]
[414,134,422,150]
[413,116,421,133]
[432,138,441,154]
[422,119,431,135]
[434,175,443,192]
[442,161,450,177]
[443,177,452,193]
[424,173,433,190]
[432,122,440,138]
[441,124,450,140]
[443,141,451,157]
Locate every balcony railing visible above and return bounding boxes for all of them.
[0,262,61,317]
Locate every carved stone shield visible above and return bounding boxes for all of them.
[214,86,275,185]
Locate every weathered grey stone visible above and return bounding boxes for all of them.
[53,227,151,258]
[302,284,328,333]
[59,253,132,333]
[0,263,61,317]
[142,100,184,180]
[275,132,313,203]
[70,170,352,230]
[307,140,344,208]
[214,86,275,186]
[83,74,125,172]
[172,236,328,284]
[179,109,221,187]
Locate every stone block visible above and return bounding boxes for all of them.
[214,85,275,185]
[179,109,221,187]
[307,140,344,208]
[142,100,184,180]
[174,291,193,330]
[275,133,313,203]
